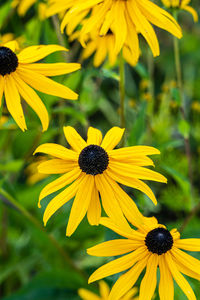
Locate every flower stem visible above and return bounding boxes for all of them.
[173,11,194,200]
[119,51,125,130]
[0,188,87,281]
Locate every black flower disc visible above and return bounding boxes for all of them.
[145,227,173,255]
[78,144,109,175]
[0,47,18,76]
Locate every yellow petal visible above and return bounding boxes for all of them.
[95,174,125,222]
[165,252,196,300]
[4,75,27,131]
[88,246,147,283]
[183,6,198,23]
[174,238,200,252]
[111,1,127,54]
[108,255,149,300]
[100,217,144,240]
[34,143,78,160]
[0,76,4,107]
[138,0,182,39]
[106,168,157,205]
[108,146,160,158]
[38,168,81,206]
[109,161,167,183]
[103,172,148,227]
[66,175,94,236]
[13,72,49,131]
[87,184,101,226]
[37,159,78,174]
[17,66,78,100]
[101,127,125,151]
[139,254,158,300]
[172,253,200,281]
[87,127,103,145]
[63,126,87,152]
[127,0,160,57]
[87,239,142,257]
[99,281,110,298]
[43,174,85,225]
[159,255,174,300]
[20,62,81,76]
[4,40,19,52]
[78,288,101,300]
[18,44,68,63]
[171,247,200,276]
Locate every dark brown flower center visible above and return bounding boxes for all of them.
[0,47,18,76]
[145,227,173,255]
[78,145,109,175]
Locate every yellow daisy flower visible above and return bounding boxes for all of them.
[47,0,182,58]
[161,0,198,22]
[80,30,139,67]
[0,41,80,131]
[88,216,200,300]
[34,126,166,236]
[79,280,138,300]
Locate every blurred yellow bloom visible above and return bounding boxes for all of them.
[38,3,48,20]
[26,157,48,185]
[191,101,200,113]
[0,116,17,130]
[162,0,198,22]
[0,41,80,131]
[12,0,36,16]
[81,30,139,67]
[79,281,138,300]
[88,216,200,300]
[47,0,182,61]
[0,33,15,44]
[34,126,166,236]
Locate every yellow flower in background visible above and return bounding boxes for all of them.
[162,0,198,22]
[0,41,80,131]
[12,0,36,16]
[80,30,139,67]
[79,280,138,300]
[88,216,200,300]
[47,0,182,59]
[34,126,166,236]
[26,157,48,185]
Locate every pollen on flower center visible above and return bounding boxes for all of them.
[145,227,173,255]
[78,144,109,175]
[0,47,18,76]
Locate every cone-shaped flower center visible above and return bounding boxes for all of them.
[145,227,173,255]
[78,145,109,175]
[0,47,18,76]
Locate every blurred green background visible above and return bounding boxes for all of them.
[0,0,200,299]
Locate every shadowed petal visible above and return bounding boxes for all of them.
[159,255,174,300]
[66,175,94,236]
[108,255,149,300]
[4,75,27,131]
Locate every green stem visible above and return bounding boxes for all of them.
[119,51,125,130]
[147,48,155,115]
[173,11,194,200]
[0,188,87,281]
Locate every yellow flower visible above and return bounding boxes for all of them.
[12,0,36,16]
[88,216,200,300]
[79,280,138,300]
[162,0,198,22]
[47,0,182,59]
[0,41,80,131]
[34,126,166,236]
[81,30,139,67]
